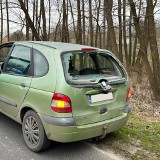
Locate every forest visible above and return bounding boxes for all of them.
[1,0,160,104]
[0,0,160,159]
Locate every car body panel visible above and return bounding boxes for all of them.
[41,111,130,142]
[53,52,130,126]
[0,41,131,143]
[0,43,33,117]
[0,73,32,117]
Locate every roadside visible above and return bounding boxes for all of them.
[91,114,160,160]
[90,76,160,160]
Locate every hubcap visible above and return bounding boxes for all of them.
[24,116,40,146]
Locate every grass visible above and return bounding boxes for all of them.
[94,114,160,160]
[118,114,160,154]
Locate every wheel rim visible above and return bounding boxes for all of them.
[24,116,40,146]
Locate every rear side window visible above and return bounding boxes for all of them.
[61,51,125,84]
[5,45,31,75]
[33,49,48,77]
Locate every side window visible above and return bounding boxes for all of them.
[33,49,48,76]
[5,45,31,75]
[0,45,12,62]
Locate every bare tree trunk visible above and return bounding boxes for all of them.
[37,6,42,38]
[25,0,29,40]
[89,0,93,46]
[118,0,123,63]
[135,0,147,68]
[69,0,77,42]
[104,0,119,58]
[66,0,70,42]
[123,0,129,66]
[77,0,82,44]
[48,0,51,40]
[32,0,35,40]
[41,0,47,40]
[62,0,68,42]
[99,27,102,48]
[0,0,3,44]
[132,0,141,67]
[128,0,160,102]
[54,12,62,41]
[35,0,38,31]
[132,34,137,66]
[82,0,86,44]
[18,0,41,40]
[128,10,132,66]
[6,0,9,42]
[95,0,101,47]
[147,0,160,95]
[102,0,106,49]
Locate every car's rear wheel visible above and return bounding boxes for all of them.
[22,110,51,152]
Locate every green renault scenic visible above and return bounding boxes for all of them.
[0,41,131,152]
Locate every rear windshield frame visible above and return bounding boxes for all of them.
[61,50,128,86]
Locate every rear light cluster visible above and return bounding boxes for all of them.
[126,87,131,102]
[51,93,72,113]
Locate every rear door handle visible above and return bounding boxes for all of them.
[20,83,26,88]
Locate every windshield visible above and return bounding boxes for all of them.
[61,51,126,84]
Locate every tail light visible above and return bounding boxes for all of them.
[51,93,72,113]
[126,87,131,102]
[81,47,96,51]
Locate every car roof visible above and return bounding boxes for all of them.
[14,41,109,52]
[2,41,113,56]
[14,41,93,50]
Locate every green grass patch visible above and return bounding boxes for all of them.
[117,115,160,154]
[98,114,160,159]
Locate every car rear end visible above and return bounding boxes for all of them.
[42,47,131,142]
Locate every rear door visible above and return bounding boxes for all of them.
[0,44,32,117]
[61,51,129,125]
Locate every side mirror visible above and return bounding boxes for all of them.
[0,62,4,74]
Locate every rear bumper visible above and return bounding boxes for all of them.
[41,104,131,142]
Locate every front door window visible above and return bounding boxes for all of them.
[5,45,31,75]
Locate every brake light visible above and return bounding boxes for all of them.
[126,88,131,102]
[81,47,96,51]
[51,93,72,113]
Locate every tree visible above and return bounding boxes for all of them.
[41,0,47,40]
[123,0,129,66]
[25,0,29,40]
[128,0,160,102]
[6,0,9,41]
[62,0,69,42]
[0,0,3,43]
[18,0,40,40]
[77,0,82,44]
[89,0,93,46]
[82,0,86,45]
[10,30,23,41]
[118,0,123,63]
[104,0,119,58]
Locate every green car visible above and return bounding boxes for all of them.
[0,41,131,152]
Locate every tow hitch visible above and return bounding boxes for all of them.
[94,126,107,141]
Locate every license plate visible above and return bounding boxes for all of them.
[89,93,113,103]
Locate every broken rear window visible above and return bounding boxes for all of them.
[61,51,126,84]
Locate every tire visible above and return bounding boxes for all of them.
[22,110,51,152]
